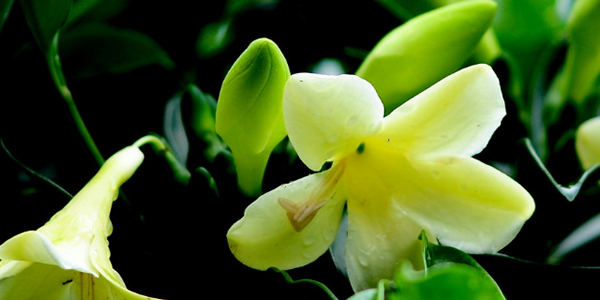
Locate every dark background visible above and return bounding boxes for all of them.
[1,1,600,299]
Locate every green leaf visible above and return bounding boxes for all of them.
[338,230,505,299]
[525,138,600,201]
[380,232,506,300]
[388,261,505,300]
[66,0,130,25]
[184,84,229,163]
[0,0,15,33]
[418,232,503,296]
[67,0,104,24]
[163,90,189,166]
[196,18,234,59]
[19,0,72,52]
[60,22,174,78]
[20,0,105,165]
[548,211,600,264]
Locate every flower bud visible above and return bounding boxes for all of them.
[576,116,600,170]
[355,0,496,112]
[563,0,600,103]
[216,38,290,196]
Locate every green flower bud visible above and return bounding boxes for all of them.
[563,0,600,103]
[355,0,497,113]
[216,38,290,196]
[576,116,600,170]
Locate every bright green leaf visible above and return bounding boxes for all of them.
[389,261,505,300]
[418,232,503,295]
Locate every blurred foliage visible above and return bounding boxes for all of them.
[1,0,600,299]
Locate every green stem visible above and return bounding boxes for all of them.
[48,33,104,166]
[270,268,339,300]
[133,135,166,149]
[133,134,192,185]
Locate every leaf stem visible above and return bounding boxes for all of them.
[48,33,104,166]
[270,268,340,300]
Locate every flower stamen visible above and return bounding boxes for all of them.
[278,159,347,232]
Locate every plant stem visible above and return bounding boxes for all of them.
[49,33,104,166]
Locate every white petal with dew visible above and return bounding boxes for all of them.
[283,73,384,171]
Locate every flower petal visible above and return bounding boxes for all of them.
[227,171,347,270]
[0,231,97,276]
[283,73,384,171]
[378,64,505,159]
[341,138,534,289]
[0,262,76,299]
[346,139,534,255]
[344,194,436,291]
[0,261,160,300]
[401,156,534,253]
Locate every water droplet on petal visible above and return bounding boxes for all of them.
[303,234,316,246]
[328,133,339,143]
[346,115,359,127]
[357,250,370,267]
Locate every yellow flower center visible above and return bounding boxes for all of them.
[278,158,348,232]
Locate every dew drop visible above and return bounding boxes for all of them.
[303,235,316,246]
[328,133,339,142]
[346,115,359,127]
[357,251,370,267]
